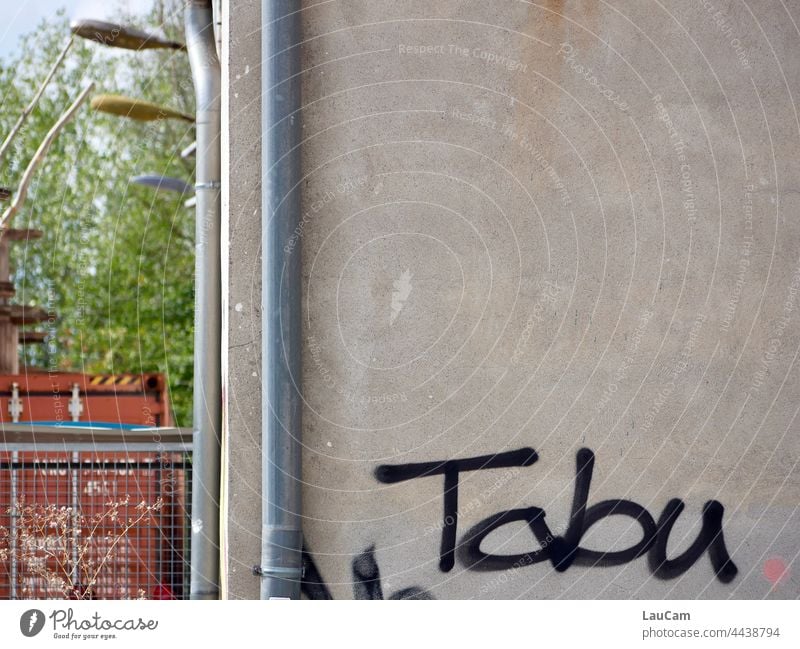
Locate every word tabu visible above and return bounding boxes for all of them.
[376,448,738,583]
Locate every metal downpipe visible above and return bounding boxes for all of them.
[186,0,222,600]
[259,0,303,599]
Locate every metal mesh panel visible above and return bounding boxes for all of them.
[0,448,191,600]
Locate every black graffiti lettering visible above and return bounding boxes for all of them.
[352,546,384,600]
[302,542,435,600]
[300,546,332,600]
[648,499,738,583]
[549,447,594,571]
[375,448,538,572]
[458,506,551,571]
[550,450,656,570]
[442,465,459,571]
[455,448,736,582]
[389,587,434,600]
[572,499,657,567]
[303,446,739,597]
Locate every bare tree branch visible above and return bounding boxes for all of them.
[0,82,95,231]
[0,36,74,169]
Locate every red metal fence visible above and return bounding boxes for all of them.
[0,428,191,599]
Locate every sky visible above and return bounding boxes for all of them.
[0,0,155,58]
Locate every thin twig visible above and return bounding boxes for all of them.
[4,496,162,599]
[87,502,160,589]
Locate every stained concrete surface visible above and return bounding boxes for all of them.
[224,0,800,598]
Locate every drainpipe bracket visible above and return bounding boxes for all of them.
[253,565,304,580]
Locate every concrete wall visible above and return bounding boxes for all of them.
[224,0,800,598]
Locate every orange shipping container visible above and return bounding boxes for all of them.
[0,371,171,427]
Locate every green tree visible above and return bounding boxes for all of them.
[0,0,196,424]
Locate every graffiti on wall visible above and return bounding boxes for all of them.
[376,447,738,582]
[302,545,434,600]
[302,446,738,597]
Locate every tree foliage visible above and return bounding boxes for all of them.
[0,0,195,423]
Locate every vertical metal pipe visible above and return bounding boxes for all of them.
[186,0,222,600]
[259,0,303,599]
